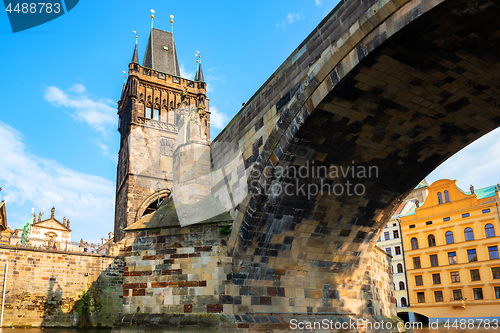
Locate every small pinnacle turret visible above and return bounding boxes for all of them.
[194,62,204,82]
[132,43,139,63]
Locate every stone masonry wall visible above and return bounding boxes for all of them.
[0,247,124,327]
[121,223,231,315]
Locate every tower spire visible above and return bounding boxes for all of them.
[151,9,155,29]
[131,31,139,63]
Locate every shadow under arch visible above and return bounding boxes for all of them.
[134,189,171,222]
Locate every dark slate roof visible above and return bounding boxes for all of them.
[194,62,204,82]
[143,28,180,76]
[131,44,139,63]
[125,195,233,231]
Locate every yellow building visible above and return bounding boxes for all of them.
[400,179,500,323]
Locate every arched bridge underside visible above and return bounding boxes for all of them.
[219,0,500,316]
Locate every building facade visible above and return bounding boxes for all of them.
[114,21,209,241]
[377,180,428,315]
[401,179,500,322]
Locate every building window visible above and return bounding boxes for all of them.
[395,246,401,255]
[428,234,436,247]
[467,249,478,262]
[483,208,491,214]
[443,217,450,222]
[492,267,500,279]
[393,223,397,227]
[393,230,399,239]
[411,237,419,250]
[495,287,500,299]
[485,224,495,238]
[430,254,439,267]
[462,213,470,218]
[409,224,415,229]
[453,289,463,300]
[444,190,450,202]
[450,271,460,283]
[397,263,403,273]
[437,192,443,204]
[473,288,484,300]
[432,273,441,285]
[415,275,423,286]
[470,269,481,281]
[445,231,454,244]
[434,291,444,302]
[488,246,499,260]
[153,109,159,121]
[417,292,425,303]
[399,281,405,290]
[386,247,392,256]
[448,251,457,265]
[465,227,474,241]
[146,107,152,119]
[413,257,421,269]
[377,236,381,242]
[401,297,408,307]
[426,221,433,225]
[384,231,390,240]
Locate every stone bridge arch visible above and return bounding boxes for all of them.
[213,0,500,316]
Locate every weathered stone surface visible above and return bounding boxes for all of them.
[0,247,124,327]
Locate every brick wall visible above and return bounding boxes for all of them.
[0,247,124,327]
[121,223,231,315]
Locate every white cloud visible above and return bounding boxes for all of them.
[180,64,194,80]
[277,11,304,29]
[426,127,500,190]
[92,138,109,156]
[0,122,115,243]
[315,0,323,5]
[68,83,86,94]
[210,106,229,130]
[44,85,115,133]
[207,83,213,94]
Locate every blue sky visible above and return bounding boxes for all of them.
[1,0,499,242]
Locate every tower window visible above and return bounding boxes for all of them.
[437,192,443,204]
[444,190,450,202]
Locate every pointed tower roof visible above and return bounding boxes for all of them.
[131,43,139,63]
[143,28,180,76]
[194,62,204,82]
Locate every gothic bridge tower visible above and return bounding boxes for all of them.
[114,18,209,241]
